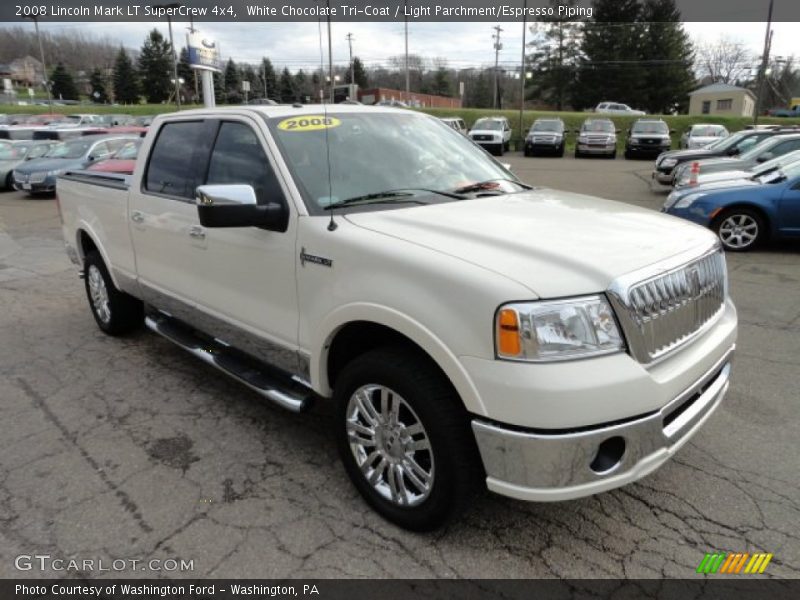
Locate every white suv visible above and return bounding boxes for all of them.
[595,102,646,116]
[469,117,512,155]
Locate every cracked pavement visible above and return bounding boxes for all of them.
[0,155,798,579]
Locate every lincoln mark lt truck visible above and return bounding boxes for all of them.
[58,106,737,531]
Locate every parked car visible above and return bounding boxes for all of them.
[674,149,800,189]
[87,139,142,175]
[575,118,618,158]
[0,140,56,189]
[663,157,800,251]
[680,124,729,149]
[60,114,103,127]
[595,102,646,116]
[57,105,735,530]
[671,133,800,185]
[439,117,467,135]
[624,119,673,159]
[95,114,135,127]
[652,127,797,185]
[468,116,512,155]
[13,134,137,194]
[524,118,566,157]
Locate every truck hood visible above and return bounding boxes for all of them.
[658,148,718,163]
[344,188,715,298]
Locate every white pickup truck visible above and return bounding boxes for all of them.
[58,106,737,531]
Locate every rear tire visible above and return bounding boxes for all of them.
[335,346,481,531]
[4,172,12,190]
[84,251,143,335]
[712,208,766,252]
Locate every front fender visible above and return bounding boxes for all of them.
[311,302,488,417]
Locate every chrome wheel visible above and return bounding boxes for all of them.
[87,264,111,324]
[346,384,434,507]
[718,214,759,249]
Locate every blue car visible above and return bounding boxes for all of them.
[663,159,800,251]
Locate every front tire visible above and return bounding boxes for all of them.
[496,143,504,156]
[713,208,766,252]
[84,251,143,335]
[335,346,481,531]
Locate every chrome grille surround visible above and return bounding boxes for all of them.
[607,243,727,365]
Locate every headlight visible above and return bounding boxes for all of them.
[578,135,588,143]
[661,158,677,167]
[674,193,705,209]
[47,170,61,177]
[495,296,625,362]
[630,137,640,143]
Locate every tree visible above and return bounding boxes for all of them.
[525,0,583,110]
[465,71,492,108]
[432,66,451,97]
[138,29,173,103]
[279,67,296,102]
[177,46,197,103]
[50,62,79,100]
[294,69,312,102]
[346,56,369,88]
[88,68,108,103]
[695,36,752,85]
[113,47,139,104]
[223,58,241,103]
[639,0,694,113]
[260,58,278,100]
[575,0,645,110]
[213,68,225,104]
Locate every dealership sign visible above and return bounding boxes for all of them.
[187,33,221,73]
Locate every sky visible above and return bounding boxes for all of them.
[4,20,798,73]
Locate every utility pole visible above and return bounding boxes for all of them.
[753,0,774,126]
[492,25,503,110]
[346,32,355,89]
[263,61,268,99]
[404,0,410,96]
[22,15,51,107]
[327,0,334,103]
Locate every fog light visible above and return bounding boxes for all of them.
[589,436,626,474]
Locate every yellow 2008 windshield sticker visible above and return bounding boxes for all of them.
[278,116,341,132]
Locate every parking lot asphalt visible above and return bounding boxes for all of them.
[1,155,798,579]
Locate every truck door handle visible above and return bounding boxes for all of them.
[130,211,144,223]
[189,226,206,239]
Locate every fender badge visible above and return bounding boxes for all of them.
[300,247,332,268]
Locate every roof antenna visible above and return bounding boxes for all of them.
[318,1,337,231]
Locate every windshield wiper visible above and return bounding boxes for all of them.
[323,188,463,210]
[451,178,532,195]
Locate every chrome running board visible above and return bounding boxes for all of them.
[145,313,313,413]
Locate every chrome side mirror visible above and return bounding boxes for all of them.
[196,184,257,206]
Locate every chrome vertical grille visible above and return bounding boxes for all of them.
[608,247,727,364]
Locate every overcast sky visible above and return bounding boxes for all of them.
[5,21,797,73]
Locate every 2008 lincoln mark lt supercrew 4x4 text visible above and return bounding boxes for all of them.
[58,106,737,531]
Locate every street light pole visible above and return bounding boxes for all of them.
[152,3,182,109]
[22,15,51,107]
[753,0,774,126]
[404,0,410,96]
[518,1,527,148]
[492,25,503,110]
[346,32,355,89]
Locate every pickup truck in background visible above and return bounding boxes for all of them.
[58,106,737,531]
[768,104,800,118]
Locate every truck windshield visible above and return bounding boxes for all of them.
[632,122,667,134]
[266,112,519,214]
[473,120,503,131]
[532,121,562,132]
[582,121,614,133]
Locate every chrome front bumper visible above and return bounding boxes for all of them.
[472,345,734,502]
